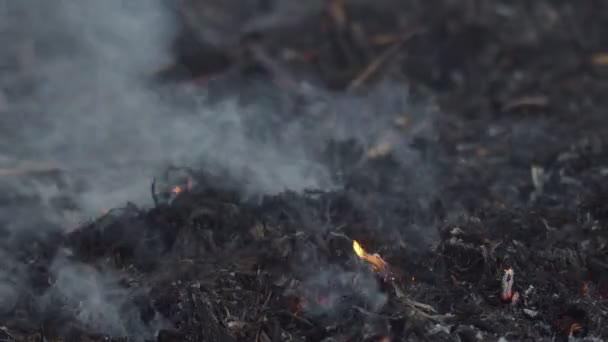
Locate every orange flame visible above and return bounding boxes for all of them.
[352,240,388,273]
[172,185,182,194]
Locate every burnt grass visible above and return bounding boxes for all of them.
[2,0,608,341]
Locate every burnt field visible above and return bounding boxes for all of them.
[0,0,607,341]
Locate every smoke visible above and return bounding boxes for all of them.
[2,0,174,214]
[0,0,436,216]
[40,252,163,340]
[0,0,437,338]
[296,267,388,320]
[1,0,330,217]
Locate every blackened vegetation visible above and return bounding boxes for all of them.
[2,0,608,341]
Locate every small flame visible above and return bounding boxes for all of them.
[353,240,366,258]
[352,240,389,276]
[172,185,182,194]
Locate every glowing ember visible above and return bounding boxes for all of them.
[352,240,394,280]
[172,185,183,194]
[500,268,518,303]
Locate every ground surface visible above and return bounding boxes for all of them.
[1,0,608,341]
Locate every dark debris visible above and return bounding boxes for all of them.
[1,0,608,341]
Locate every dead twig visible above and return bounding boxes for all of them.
[502,95,548,111]
[279,311,315,327]
[352,305,392,319]
[347,29,420,91]
[0,326,17,341]
[260,291,273,311]
[403,297,438,314]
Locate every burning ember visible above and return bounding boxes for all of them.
[353,240,396,281]
[151,171,194,205]
[500,268,519,303]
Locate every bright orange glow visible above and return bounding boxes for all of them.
[172,185,182,194]
[352,240,387,272]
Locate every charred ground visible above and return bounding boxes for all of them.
[1,0,608,341]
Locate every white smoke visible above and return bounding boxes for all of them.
[0,0,436,338]
[40,253,164,340]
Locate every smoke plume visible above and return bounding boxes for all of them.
[0,0,436,338]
